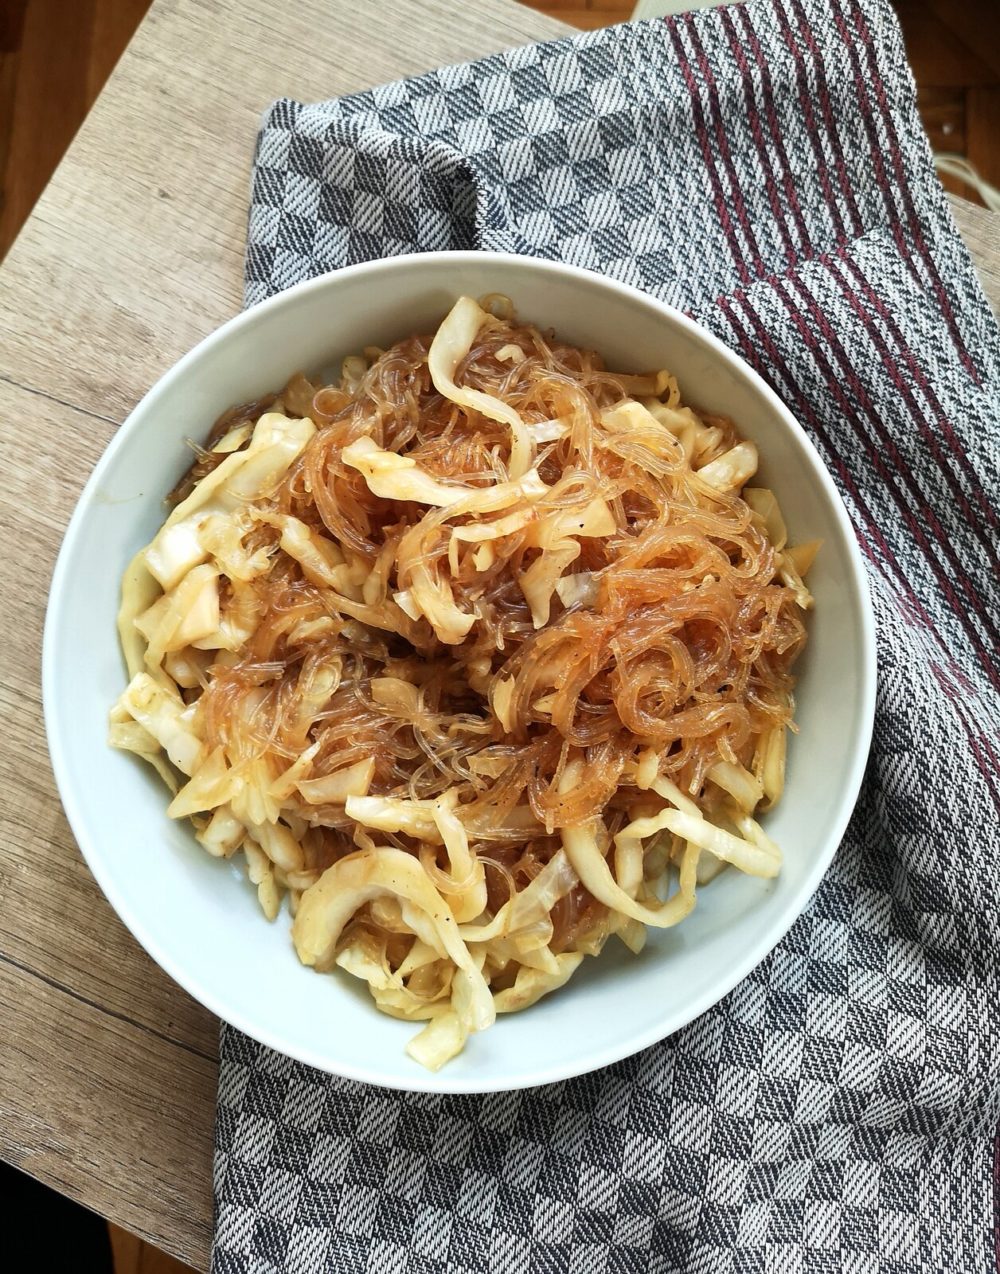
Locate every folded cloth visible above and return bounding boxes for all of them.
[214,1,1000,1270]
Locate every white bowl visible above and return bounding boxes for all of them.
[44,251,876,1093]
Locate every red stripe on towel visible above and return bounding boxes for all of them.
[777,272,1000,689]
[718,5,801,270]
[719,289,998,710]
[831,0,980,382]
[828,253,1000,554]
[664,18,753,287]
[682,13,769,278]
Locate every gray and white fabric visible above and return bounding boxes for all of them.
[214,1,1000,1270]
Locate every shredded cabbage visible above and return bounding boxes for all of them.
[109,296,814,1069]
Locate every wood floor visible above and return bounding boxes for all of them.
[0,0,150,258]
[892,0,1000,203]
[109,1225,193,1274]
[0,1,996,1271]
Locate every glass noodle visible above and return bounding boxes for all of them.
[110,296,816,1069]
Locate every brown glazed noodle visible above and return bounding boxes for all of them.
[110,296,817,1069]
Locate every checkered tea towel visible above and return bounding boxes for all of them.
[213,0,1000,1270]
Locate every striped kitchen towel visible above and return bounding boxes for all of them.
[213,0,1000,1270]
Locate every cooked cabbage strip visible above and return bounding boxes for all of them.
[428,295,532,479]
[145,412,315,591]
[293,848,495,1035]
[342,437,471,507]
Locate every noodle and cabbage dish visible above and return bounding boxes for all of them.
[110,295,816,1069]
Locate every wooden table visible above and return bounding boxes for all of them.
[0,1,997,1268]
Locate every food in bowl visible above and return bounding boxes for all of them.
[109,295,817,1069]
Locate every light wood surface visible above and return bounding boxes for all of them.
[0,2,996,1271]
[111,1220,193,1274]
